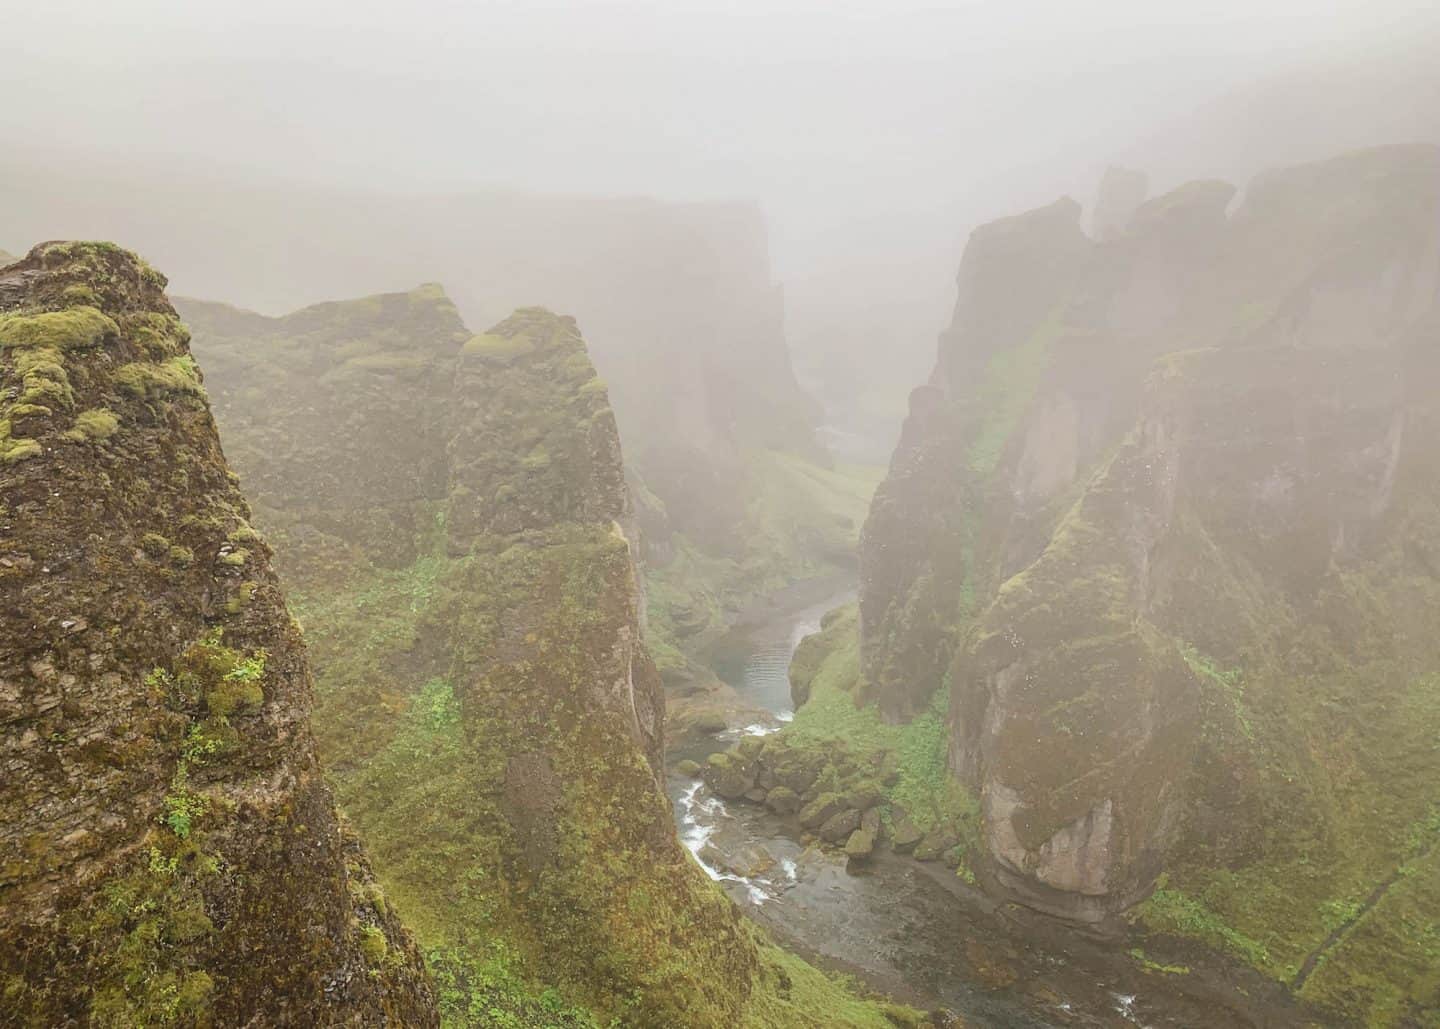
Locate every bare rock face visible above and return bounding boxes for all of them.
[861,142,1440,948]
[0,243,436,1025]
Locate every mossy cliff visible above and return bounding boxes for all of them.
[0,243,436,1025]
[856,144,1440,1023]
[2,164,841,670]
[183,294,898,1025]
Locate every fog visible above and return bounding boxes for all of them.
[4,0,1439,431]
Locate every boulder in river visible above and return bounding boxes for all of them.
[820,809,863,844]
[675,759,702,777]
[891,810,924,853]
[701,843,777,879]
[704,751,755,799]
[844,782,884,811]
[914,828,960,862]
[845,828,877,861]
[765,786,801,815]
[799,792,847,829]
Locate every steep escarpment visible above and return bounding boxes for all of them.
[0,161,865,723]
[0,243,435,1025]
[856,144,1440,1021]
[183,293,898,1026]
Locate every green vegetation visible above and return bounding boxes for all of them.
[1135,882,1270,968]
[781,605,980,855]
[57,629,269,1027]
[1126,948,1191,976]
[741,940,928,1028]
[114,356,204,398]
[645,452,883,687]
[463,331,534,361]
[0,305,117,350]
[0,421,42,463]
[62,407,120,442]
[965,307,1065,474]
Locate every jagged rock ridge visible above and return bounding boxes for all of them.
[180,291,759,1025]
[0,243,436,1025]
[860,144,1440,1020]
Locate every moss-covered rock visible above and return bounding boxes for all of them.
[0,241,436,1025]
[185,293,771,1025]
[845,828,877,861]
[857,143,1440,1021]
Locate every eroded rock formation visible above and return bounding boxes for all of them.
[0,243,436,1025]
[860,145,1440,1021]
[181,292,758,1025]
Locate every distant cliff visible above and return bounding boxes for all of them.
[0,168,824,565]
[0,243,435,1025]
[181,292,765,1025]
[860,144,1440,1022]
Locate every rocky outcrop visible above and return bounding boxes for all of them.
[1090,166,1149,241]
[859,144,1440,1018]
[183,292,756,1025]
[0,243,436,1025]
[1,165,825,568]
[702,731,912,863]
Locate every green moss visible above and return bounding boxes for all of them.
[62,407,121,443]
[8,345,74,416]
[463,332,534,361]
[782,606,980,849]
[0,432,42,463]
[966,306,1066,474]
[0,305,118,350]
[115,356,203,398]
[359,924,389,966]
[122,312,191,359]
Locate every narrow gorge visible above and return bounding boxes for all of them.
[4,14,1439,1020]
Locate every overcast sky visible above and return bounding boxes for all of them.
[5,0,1438,374]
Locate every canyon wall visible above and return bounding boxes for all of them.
[859,144,1440,1020]
[0,243,436,1025]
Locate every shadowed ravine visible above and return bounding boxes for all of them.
[668,585,1319,1029]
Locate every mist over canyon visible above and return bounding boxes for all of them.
[3,2,1440,1027]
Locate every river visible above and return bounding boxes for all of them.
[666,583,1314,1029]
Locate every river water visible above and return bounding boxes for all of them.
[666,583,1310,1029]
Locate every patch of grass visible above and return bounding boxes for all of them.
[741,938,929,1028]
[1135,882,1271,969]
[966,307,1065,474]
[427,943,606,1029]
[1127,948,1191,976]
[785,606,980,841]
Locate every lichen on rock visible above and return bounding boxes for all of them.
[0,241,436,1026]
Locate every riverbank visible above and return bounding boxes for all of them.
[668,584,1326,1029]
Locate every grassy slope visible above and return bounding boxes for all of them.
[289,524,922,1028]
[781,606,980,863]
[646,451,884,680]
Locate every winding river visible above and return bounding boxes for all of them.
[666,583,1311,1029]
